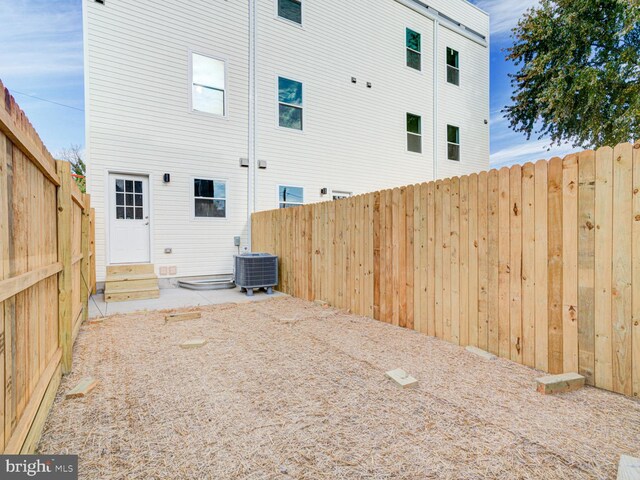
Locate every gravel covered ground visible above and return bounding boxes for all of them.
[39,297,640,479]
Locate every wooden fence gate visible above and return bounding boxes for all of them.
[0,81,95,453]
[252,143,640,398]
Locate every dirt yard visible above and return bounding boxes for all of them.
[39,297,640,479]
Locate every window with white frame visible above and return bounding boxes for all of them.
[406,28,421,71]
[447,125,460,161]
[278,77,303,130]
[279,185,304,208]
[332,191,352,201]
[191,53,226,116]
[194,178,226,217]
[446,47,460,86]
[278,0,302,24]
[407,113,422,153]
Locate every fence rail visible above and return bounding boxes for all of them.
[0,81,95,453]
[252,142,640,398]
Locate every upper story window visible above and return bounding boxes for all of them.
[406,28,421,71]
[407,113,422,153]
[278,77,303,130]
[278,0,302,24]
[447,125,460,161]
[194,178,226,218]
[446,48,460,86]
[279,185,304,208]
[191,53,226,116]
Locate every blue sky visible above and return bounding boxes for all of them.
[0,0,579,164]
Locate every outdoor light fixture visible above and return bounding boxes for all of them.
[320,188,328,195]
[351,77,357,84]
[163,173,170,183]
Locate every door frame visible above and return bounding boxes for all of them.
[105,169,154,265]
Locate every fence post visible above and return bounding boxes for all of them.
[80,194,91,323]
[90,209,96,294]
[56,161,72,374]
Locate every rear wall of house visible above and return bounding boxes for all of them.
[85,0,250,282]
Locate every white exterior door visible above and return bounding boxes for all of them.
[108,174,150,264]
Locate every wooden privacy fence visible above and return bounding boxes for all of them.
[252,142,640,398]
[0,81,95,454]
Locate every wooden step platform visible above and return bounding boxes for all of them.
[105,264,159,302]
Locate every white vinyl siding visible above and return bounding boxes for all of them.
[85,0,489,281]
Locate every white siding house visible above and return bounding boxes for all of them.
[84,0,489,284]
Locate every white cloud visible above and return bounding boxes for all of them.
[0,0,83,82]
[472,0,540,37]
[490,139,579,167]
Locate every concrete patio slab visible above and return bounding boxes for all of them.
[89,286,284,317]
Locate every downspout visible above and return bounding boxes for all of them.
[247,0,256,250]
[433,18,439,181]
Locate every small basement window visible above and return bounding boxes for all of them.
[447,47,459,86]
[191,53,226,116]
[278,0,302,24]
[194,178,226,217]
[332,191,352,200]
[447,125,460,161]
[279,185,304,208]
[406,28,421,71]
[407,113,422,153]
[278,77,303,130]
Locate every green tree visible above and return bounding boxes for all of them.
[59,144,86,193]
[505,0,640,149]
